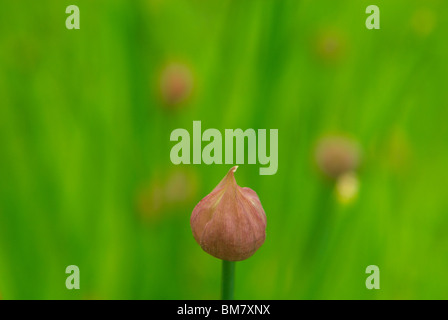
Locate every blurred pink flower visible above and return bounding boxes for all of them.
[315,135,361,179]
[314,29,347,64]
[159,62,194,108]
[136,168,199,223]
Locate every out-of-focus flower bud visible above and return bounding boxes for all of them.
[137,168,199,224]
[136,179,165,222]
[190,166,267,261]
[165,169,198,205]
[159,62,193,108]
[314,29,347,64]
[315,135,361,179]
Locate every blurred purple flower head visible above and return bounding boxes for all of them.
[164,169,199,205]
[159,62,194,108]
[314,29,347,64]
[136,168,199,223]
[137,179,165,223]
[315,135,361,179]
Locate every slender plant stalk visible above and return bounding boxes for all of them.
[221,260,235,300]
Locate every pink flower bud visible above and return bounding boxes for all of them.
[315,135,361,179]
[159,62,193,108]
[191,166,267,261]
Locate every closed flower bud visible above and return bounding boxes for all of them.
[191,166,267,261]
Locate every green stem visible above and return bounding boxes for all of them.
[221,260,235,300]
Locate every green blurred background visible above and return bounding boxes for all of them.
[1,0,447,300]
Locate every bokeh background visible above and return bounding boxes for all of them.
[0,0,447,300]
